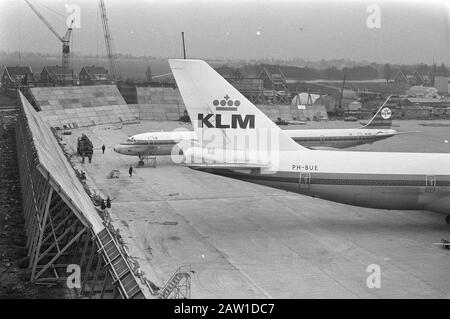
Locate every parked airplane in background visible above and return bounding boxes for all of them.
[113,97,409,158]
[169,59,450,224]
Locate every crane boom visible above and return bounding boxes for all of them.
[99,0,120,81]
[24,0,72,75]
[338,74,346,110]
[63,21,74,42]
[24,0,63,42]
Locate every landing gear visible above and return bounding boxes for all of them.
[446,215,450,225]
[137,155,156,167]
[138,156,145,166]
[138,153,145,166]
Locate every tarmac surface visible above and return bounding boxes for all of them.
[62,119,450,298]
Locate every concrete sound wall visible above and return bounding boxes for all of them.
[434,76,449,95]
[255,104,295,121]
[30,85,138,129]
[136,87,186,120]
[295,104,329,121]
[135,104,182,121]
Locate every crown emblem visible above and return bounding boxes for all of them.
[213,95,240,111]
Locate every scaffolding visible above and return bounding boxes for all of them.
[15,92,147,298]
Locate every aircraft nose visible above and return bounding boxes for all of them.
[113,145,122,154]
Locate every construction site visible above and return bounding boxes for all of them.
[1,85,448,299]
[1,0,450,300]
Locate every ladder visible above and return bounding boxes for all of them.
[96,228,145,299]
[158,266,192,299]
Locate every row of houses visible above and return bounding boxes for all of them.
[218,64,448,95]
[215,65,318,104]
[393,69,450,94]
[217,64,323,90]
[216,65,387,110]
[1,65,110,91]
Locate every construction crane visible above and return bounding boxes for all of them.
[338,74,346,111]
[99,0,120,81]
[24,0,73,73]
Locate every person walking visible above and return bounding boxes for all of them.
[129,166,133,177]
[102,144,106,154]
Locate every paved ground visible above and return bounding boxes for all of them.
[62,120,450,298]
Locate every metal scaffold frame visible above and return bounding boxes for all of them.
[15,93,146,299]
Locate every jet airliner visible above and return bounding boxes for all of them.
[169,59,450,224]
[113,97,406,158]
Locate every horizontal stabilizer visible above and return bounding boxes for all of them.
[394,130,422,135]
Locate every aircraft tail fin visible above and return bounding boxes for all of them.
[361,96,393,129]
[169,59,306,152]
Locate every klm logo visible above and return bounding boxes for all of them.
[213,95,240,111]
[198,114,255,129]
[380,107,392,120]
[197,95,255,129]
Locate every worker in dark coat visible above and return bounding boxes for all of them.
[129,166,133,177]
[102,144,106,154]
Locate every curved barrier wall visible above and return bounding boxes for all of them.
[136,87,186,120]
[30,85,138,128]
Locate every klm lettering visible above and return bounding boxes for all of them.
[198,113,255,129]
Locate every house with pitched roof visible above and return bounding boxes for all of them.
[258,65,287,91]
[1,66,35,90]
[215,66,243,81]
[79,65,110,85]
[40,65,74,86]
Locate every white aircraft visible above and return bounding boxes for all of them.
[168,59,450,224]
[113,97,403,158]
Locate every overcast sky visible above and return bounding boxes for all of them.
[1,0,449,64]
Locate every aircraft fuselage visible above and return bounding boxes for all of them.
[114,128,397,157]
[194,150,450,214]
